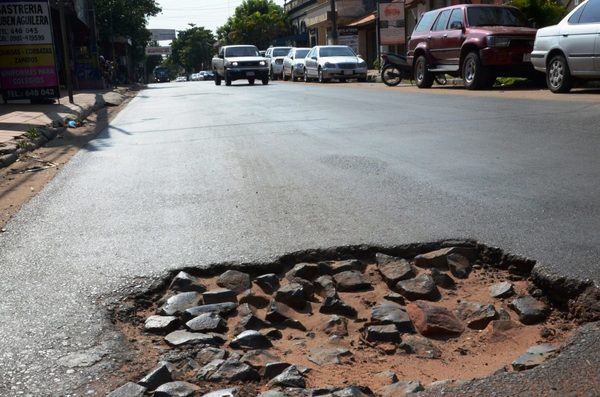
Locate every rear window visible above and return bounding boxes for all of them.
[295,49,310,58]
[319,46,356,57]
[414,11,438,33]
[467,6,529,27]
[273,48,292,56]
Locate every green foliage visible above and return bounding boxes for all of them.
[217,0,290,49]
[95,0,161,62]
[512,0,566,28]
[170,26,216,72]
[25,127,40,140]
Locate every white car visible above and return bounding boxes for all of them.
[265,46,292,80]
[531,0,600,93]
[282,47,311,81]
[303,45,368,83]
[175,76,187,82]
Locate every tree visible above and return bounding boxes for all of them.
[512,0,566,28]
[170,25,216,72]
[216,0,290,49]
[94,0,161,62]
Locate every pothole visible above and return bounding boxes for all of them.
[106,242,595,397]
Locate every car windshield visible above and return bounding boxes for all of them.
[319,47,355,57]
[273,48,292,56]
[226,46,259,57]
[295,49,310,58]
[467,7,529,27]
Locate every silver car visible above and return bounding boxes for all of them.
[265,46,292,80]
[282,47,311,81]
[531,0,600,93]
[303,45,368,83]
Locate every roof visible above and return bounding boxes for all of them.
[347,13,376,27]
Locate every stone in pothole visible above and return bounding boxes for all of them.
[413,248,452,269]
[230,330,273,349]
[268,365,306,388]
[145,315,179,334]
[262,362,293,379]
[366,324,401,343]
[208,358,260,382]
[333,385,370,396]
[183,302,237,320]
[154,381,200,397]
[490,281,515,299]
[400,334,442,359]
[396,274,440,301]
[511,296,550,325]
[107,382,147,397]
[138,362,173,390]
[185,312,226,333]
[406,301,464,337]
[203,289,238,304]
[197,359,226,379]
[234,313,270,334]
[429,268,456,290]
[322,315,349,337]
[375,253,414,285]
[374,370,398,385]
[265,301,306,331]
[254,274,280,294]
[482,320,519,342]
[370,303,413,333]
[275,283,310,310]
[334,270,372,292]
[160,292,202,316]
[165,330,219,347]
[201,388,239,397]
[169,271,206,293]
[512,344,558,371]
[383,292,405,305]
[378,380,424,397]
[286,262,320,281]
[196,347,229,365]
[320,297,357,318]
[314,275,338,299]
[240,349,280,368]
[447,253,472,279]
[308,348,352,366]
[217,270,251,293]
[329,259,363,274]
[455,301,498,330]
[239,290,270,308]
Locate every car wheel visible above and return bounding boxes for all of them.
[304,68,309,82]
[248,78,255,85]
[225,73,232,86]
[462,52,490,90]
[318,68,327,83]
[547,54,573,93]
[215,73,221,86]
[262,77,269,85]
[414,55,433,88]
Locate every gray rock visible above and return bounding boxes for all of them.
[322,315,349,337]
[332,386,370,396]
[383,292,405,305]
[414,248,452,269]
[429,268,456,290]
[237,302,256,317]
[239,290,270,308]
[262,328,283,340]
[396,274,440,301]
[314,275,338,299]
[165,330,218,347]
[374,371,398,385]
[241,349,280,369]
[201,388,239,397]
[195,347,229,365]
[230,330,273,349]
[378,381,424,397]
[0,144,17,155]
[376,253,414,285]
[447,253,472,279]
[490,281,515,299]
[254,274,280,294]
[183,302,237,320]
[286,277,316,298]
[286,262,320,281]
[0,152,17,167]
[138,362,173,390]
[319,297,357,318]
[400,334,442,359]
[268,365,306,388]
[265,301,306,330]
[258,392,286,397]
[455,301,498,330]
[160,292,201,316]
[366,324,400,343]
[144,315,178,334]
[169,271,206,293]
[329,259,363,274]
[511,296,550,325]
[186,312,226,333]
[275,283,309,310]
[333,271,372,292]
[406,301,464,337]
[154,381,200,397]
[217,270,251,293]
[308,348,352,366]
[197,359,225,379]
[370,304,413,333]
[512,344,558,371]
[262,362,292,379]
[203,288,238,304]
[208,358,260,382]
[107,382,147,397]
[234,313,270,333]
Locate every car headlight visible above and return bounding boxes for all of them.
[323,62,335,68]
[231,61,238,67]
[259,61,266,66]
[487,36,511,47]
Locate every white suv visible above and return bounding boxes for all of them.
[531,0,600,93]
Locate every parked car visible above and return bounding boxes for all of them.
[175,76,187,82]
[265,46,292,80]
[282,47,311,81]
[212,45,269,86]
[303,45,368,83]
[531,0,600,93]
[407,4,538,90]
[200,71,215,81]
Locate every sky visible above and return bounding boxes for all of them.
[146,0,286,36]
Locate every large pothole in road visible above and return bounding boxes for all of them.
[108,242,591,397]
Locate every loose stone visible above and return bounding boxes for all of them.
[396,273,440,301]
[329,259,363,274]
[378,381,424,397]
[207,358,260,382]
[383,292,405,305]
[413,248,452,269]
[200,388,239,397]
[399,334,442,359]
[217,270,251,293]
[275,283,309,310]
[455,301,498,330]
[510,296,550,325]
[333,271,372,292]
[332,385,371,396]
[230,330,273,350]
[265,301,306,331]
[195,347,229,366]
[160,292,202,316]
[512,344,558,371]
[144,315,179,334]
[366,324,400,343]
[374,370,398,385]
[262,362,293,379]
[169,271,206,293]
[238,290,270,308]
[322,315,349,337]
[254,274,280,294]
[203,289,238,304]
[314,275,338,299]
[154,381,200,397]
[196,359,225,380]
[447,253,472,279]
[308,348,352,366]
[490,281,515,299]
[286,262,320,281]
[268,365,306,388]
[482,320,519,342]
[406,300,464,337]
[319,297,357,318]
[165,330,219,347]
[185,312,226,333]
[234,313,270,334]
[240,349,280,369]
[138,362,173,390]
[429,268,456,290]
[375,253,414,285]
[183,302,237,320]
[107,382,147,397]
[370,304,413,333]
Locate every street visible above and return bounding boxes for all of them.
[1,80,600,395]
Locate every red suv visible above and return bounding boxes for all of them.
[407,4,537,90]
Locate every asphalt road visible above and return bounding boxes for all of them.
[0,80,599,395]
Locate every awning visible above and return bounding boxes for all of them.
[346,13,375,27]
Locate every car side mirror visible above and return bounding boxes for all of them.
[450,21,464,30]
[311,56,317,60]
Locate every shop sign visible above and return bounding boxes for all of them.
[338,27,359,54]
[145,46,172,56]
[378,1,406,45]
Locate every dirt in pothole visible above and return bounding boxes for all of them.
[111,248,575,396]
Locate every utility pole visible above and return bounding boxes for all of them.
[329,0,338,45]
[58,0,74,103]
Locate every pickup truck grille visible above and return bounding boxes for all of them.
[508,38,535,48]
[237,61,261,67]
[338,63,357,69]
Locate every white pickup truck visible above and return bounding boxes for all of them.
[212,45,269,86]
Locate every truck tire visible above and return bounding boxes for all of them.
[225,73,232,86]
[463,52,490,90]
[215,73,221,86]
[262,77,269,85]
[248,78,255,85]
[414,55,433,88]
